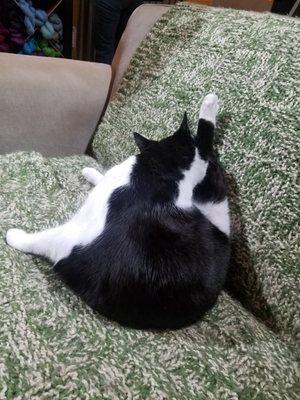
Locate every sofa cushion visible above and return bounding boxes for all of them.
[93,4,300,340]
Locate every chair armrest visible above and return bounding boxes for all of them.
[0,53,111,156]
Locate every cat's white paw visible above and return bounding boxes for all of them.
[199,93,219,126]
[82,167,103,186]
[6,229,29,252]
[202,93,219,110]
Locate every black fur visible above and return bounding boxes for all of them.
[54,114,230,330]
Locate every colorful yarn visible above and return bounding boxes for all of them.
[22,36,35,54]
[17,0,63,41]
[0,1,63,57]
[36,38,61,57]
[0,21,25,53]
[35,9,48,28]
[9,29,25,46]
[20,37,61,57]
[49,14,63,40]
[17,0,36,35]
[40,20,55,40]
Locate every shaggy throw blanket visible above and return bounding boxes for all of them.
[0,4,299,399]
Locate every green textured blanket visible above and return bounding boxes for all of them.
[0,4,299,399]
[94,3,300,339]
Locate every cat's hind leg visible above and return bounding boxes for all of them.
[5,167,101,262]
[6,156,136,263]
[6,222,78,264]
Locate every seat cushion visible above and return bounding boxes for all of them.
[92,4,300,340]
[0,153,297,399]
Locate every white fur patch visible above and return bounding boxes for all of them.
[195,199,230,236]
[199,93,219,127]
[6,156,136,263]
[82,167,103,186]
[176,150,208,209]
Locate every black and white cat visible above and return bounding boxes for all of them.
[6,94,230,330]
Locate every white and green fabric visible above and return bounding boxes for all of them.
[0,4,299,399]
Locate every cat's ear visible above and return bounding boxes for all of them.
[133,132,156,151]
[174,112,190,136]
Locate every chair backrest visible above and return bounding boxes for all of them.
[110,4,170,100]
[0,53,111,156]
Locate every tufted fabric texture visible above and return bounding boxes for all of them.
[0,4,299,399]
[93,3,300,340]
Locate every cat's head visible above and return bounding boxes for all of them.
[133,113,198,174]
[131,113,219,203]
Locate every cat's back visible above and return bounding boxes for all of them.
[55,187,230,329]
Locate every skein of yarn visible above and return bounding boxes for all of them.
[22,36,36,54]
[49,14,63,40]
[36,38,61,57]
[0,20,25,53]
[40,20,55,40]
[35,9,48,28]
[17,0,63,41]
[20,36,61,57]
[17,0,36,35]
[10,29,25,46]
[0,0,64,58]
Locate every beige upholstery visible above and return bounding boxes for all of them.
[0,4,169,156]
[0,54,111,156]
[111,4,170,98]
